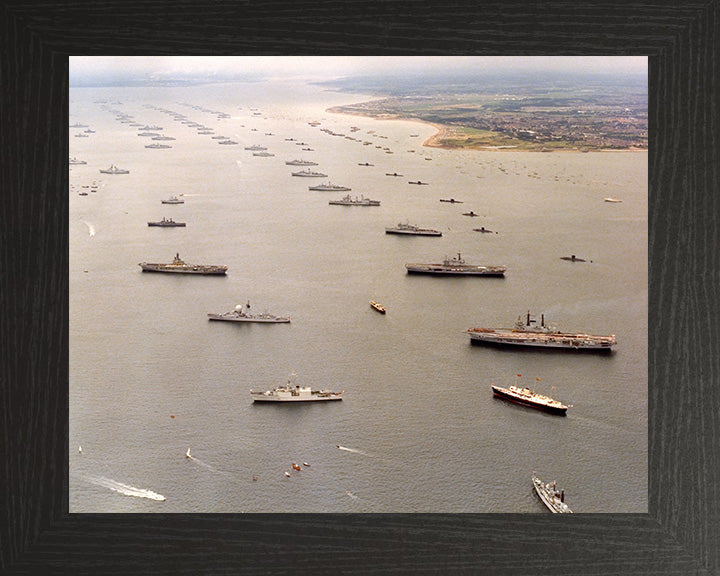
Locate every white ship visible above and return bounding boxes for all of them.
[208,301,290,323]
[251,377,343,402]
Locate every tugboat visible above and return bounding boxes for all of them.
[385,222,442,236]
[467,311,616,350]
[405,253,505,276]
[139,253,227,275]
[532,474,573,513]
[99,164,129,174]
[491,375,568,414]
[250,375,343,402]
[309,182,351,191]
[207,301,290,323]
[329,194,380,206]
[147,217,185,227]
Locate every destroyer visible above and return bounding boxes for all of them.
[329,194,380,206]
[147,217,185,227]
[250,380,343,402]
[405,253,505,276]
[467,311,616,350]
[292,169,328,177]
[532,474,573,513]
[99,164,129,174]
[285,159,318,166]
[69,157,87,165]
[309,182,351,191]
[139,253,227,275]
[161,196,184,204]
[491,377,568,414]
[385,223,442,236]
[208,301,290,323]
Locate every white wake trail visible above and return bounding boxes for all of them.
[82,221,95,236]
[83,475,166,501]
[336,445,372,457]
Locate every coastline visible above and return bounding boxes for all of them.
[326,106,647,153]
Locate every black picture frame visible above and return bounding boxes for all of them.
[2,1,717,574]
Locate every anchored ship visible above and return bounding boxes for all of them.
[491,376,568,414]
[309,182,351,191]
[250,378,343,402]
[385,223,442,236]
[161,196,184,204]
[244,145,267,151]
[139,253,227,275]
[292,169,328,177]
[329,194,380,206]
[145,143,172,149]
[99,164,129,174]
[405,253,505,276]
[69,157,87,165]
[208,301,290,323]
[467,311,616,350]
[147,217,185,227]
[532,474,573,513]
[285,159,318,166]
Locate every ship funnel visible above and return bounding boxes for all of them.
[560,489,565,502]
[235,305,243,312]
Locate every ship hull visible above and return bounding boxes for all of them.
[491,387,567,415]
[148,222,186,227]
[406,265,505,276]
[385,229,442,236]
[251,394,343,402]
[468,330,614,350]
[208,314,290,323]
[140,264,227,275]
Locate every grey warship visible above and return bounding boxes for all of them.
[139,253,227,275]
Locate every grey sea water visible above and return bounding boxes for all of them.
[69,79,647,513]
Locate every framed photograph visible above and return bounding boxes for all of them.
[2,1,717,573]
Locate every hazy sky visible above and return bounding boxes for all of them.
[70,56,647,83]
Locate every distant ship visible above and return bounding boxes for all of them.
[137,132,160,137]
[161,196,184,204]
[439,198,463,203]
[408,180,428,185]
[250,380,343,402]
[385,223,442,236]
[139,253,227,275]
[532,474,573,513]
[70,123,88,128]
[74,133,89,138]
[473,227,495,234]
[208,301,290,323]
[292,169,328,177]
[69,157,87,165]
[99,165,129,174]
[152,135,176,141]
[405,253,506,276]
[308,181,350,191]
[385,172,403,177]
[491,377,568,414]
[370,300,386,314]
[462,211,479,217]
[467,311,616,350]
[147,217,185,227]
[145,143,172,149]
[560,255,588,262]
[604,197,623,203]
[329,194,380,206]
[140,125,163,130]
[244,145,267,151]
[218,140,238,145]
[358,162,374,166]
[253,152,275,157]
[285,159,318,166]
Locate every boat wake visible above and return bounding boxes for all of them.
[336,445,372,457]
[345,490,359,499]
[83,475,166,501]
[82,221,95,236]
